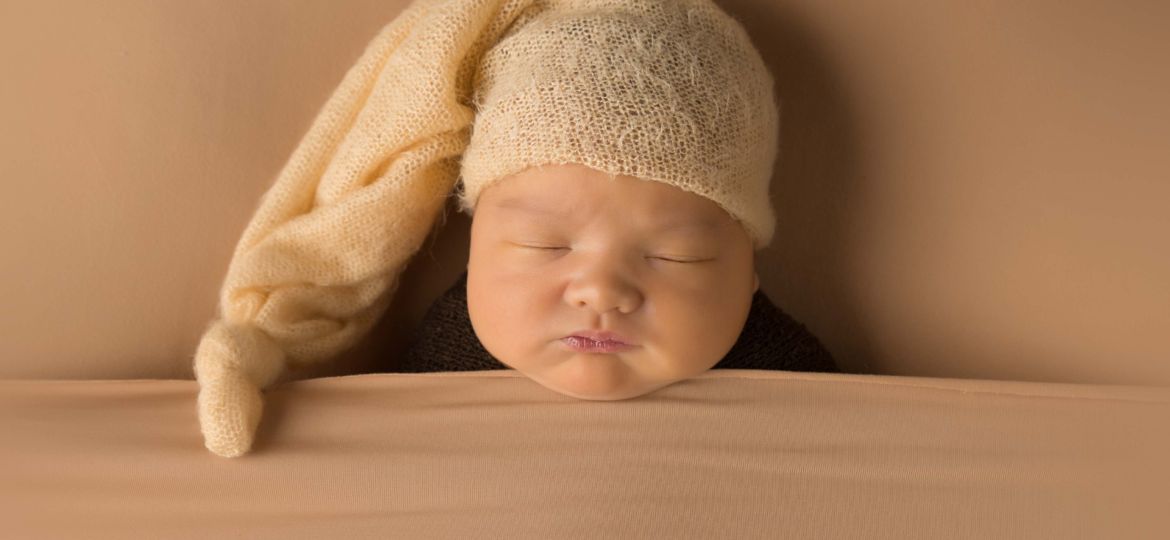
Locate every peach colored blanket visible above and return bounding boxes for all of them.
[2,369,1167,539]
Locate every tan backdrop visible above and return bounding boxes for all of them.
[1,0,1166,386]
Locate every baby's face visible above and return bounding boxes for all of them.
[465,162,759,400]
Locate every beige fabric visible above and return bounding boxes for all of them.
[2,370,1167,539]
[191,0,512,458]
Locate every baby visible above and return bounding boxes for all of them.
[469,162,764,400]
[193,0,837,458]
[397,162,838,400]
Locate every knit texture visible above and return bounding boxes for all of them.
[395,272,839,374]
[192,0,782,458]
[458,0,780,249]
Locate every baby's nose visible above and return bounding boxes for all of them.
[563,270,642,315]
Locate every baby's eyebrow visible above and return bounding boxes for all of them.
[492,197,722,232]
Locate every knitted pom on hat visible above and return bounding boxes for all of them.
[193,0,780,458]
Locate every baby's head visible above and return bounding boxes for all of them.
[450,0,779,399]
[463,162,758,400]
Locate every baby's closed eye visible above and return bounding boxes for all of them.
[510,242,714,263]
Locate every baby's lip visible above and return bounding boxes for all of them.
[565,329,635,345]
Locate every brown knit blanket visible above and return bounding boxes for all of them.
[394,272,839,374]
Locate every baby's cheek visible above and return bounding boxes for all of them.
[469,289,540,366]
[657,305,738,372]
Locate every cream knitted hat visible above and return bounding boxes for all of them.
[193,0,780,458]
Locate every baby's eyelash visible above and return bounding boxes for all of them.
[516,244,708,264]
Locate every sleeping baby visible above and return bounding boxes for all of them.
[192,0,837,458]
[395,162,838,400]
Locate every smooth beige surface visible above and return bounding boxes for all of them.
[1,370,1167,539]
[1,0,1168,384]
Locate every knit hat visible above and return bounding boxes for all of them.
[193,0,780,458]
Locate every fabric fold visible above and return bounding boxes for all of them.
[192,0,540,458]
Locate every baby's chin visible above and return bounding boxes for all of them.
[515,355,678,401]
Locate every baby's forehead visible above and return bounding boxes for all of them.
[504,178,716,210]
[491,162,717,205]
[492,190,716,220]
